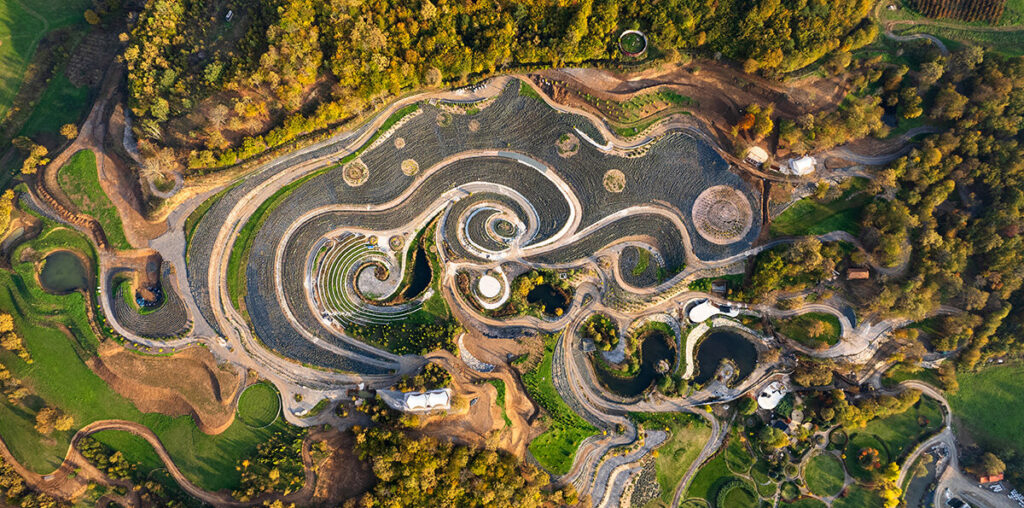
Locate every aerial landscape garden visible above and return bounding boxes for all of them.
[0,0,1023,507]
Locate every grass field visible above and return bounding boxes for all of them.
[642,413,711,503]
[804,452,845,497]
[236,382,281,427]
[832,485,884,508]
[881,364,940,388]
[486,379,511,427]
[18,69,90,138]
[686,453,730,502]
[523,335,597,475]
[781,498,827,508]
[723,433,753,473]
[0,0,93,119]
[776,312,842,348]
[948,365,1024,454]
[0,202,299,492]
[770,178,870,237]
[899,24,1024,57]
[717,481,758,507]
[57,150,131,250]
[844,396,942,483]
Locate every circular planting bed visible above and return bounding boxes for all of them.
[780,481,800,502]
[393,137,406,149]
[619,30,648,56]
[237,381,281,428]
[845,434,890,483]
[343,159,369,187]
[436,111,452,127]
[715,480,758,508]
[556,133,580,157]
[804,452,845,497]
[401,158,420,176]
[603,169,626,193]
[691,185,753,244]
[468,119,480,132]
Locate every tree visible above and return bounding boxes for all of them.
[60,123,78,140]
[737,397,758,415]
[758,427,789,449]
[970,452,1006,477]
[35,407,60,435]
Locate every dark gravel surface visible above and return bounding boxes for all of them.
[190,79,761,372]
[619,245,660,288]
[111,264,190,339]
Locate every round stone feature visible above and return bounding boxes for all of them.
[478,275,501,299]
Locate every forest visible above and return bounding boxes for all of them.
[122,0,874,172]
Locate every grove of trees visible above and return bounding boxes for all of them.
[123,0,876,172]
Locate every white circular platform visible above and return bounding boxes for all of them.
[478,275,501,299]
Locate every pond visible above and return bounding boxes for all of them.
[401,246,432,299]
[526,283,570,315]
[693,329,757,385]
[39,250,89,294]
[594,328,676,397]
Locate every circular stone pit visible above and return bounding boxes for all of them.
[477,275,502,299]
[691,185,753,244]
[343,159,369,187]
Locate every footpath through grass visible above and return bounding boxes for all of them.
[948,365,1024,455]
[57,149,130,250]
[523,335,597,475]
[0,203,298,492]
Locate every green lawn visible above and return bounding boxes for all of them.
[781,498,827,508]
[716,480,758,508]
[843,396,942,483]
[56,150,131,250]
[749,460,777,498]
[832,485,884,508]
[0,203,299,492]
[899,24,1024,57]
[0,0,92,119]
[645,414,711,503]
[770,178,870,237]
[18,69,90,138]
[236,381,281,427]
[685,453,730,502]
[486,379,511,427]
[724,433,754,473]
[523,335,597,475]
[1005,0,1024,25]
[776,312,842,348]
[948,365,1024,455]
[881,364,940,388]
[804,452,845,497]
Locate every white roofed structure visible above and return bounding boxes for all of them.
[378,388,452,412]
[758,381,787,410]
[687,299,740,323]
[783,156,816,176]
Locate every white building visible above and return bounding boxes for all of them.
[687,299,740,323]
[783,155,816,176]
[378,388,452,412]
[745,146,769,167]
[757,381,787,410]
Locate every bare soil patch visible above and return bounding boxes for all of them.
[308,429,375,506]
[604,169,626,193]
[88,343,242,433]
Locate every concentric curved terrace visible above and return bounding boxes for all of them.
[187,79,762,373]
[310,233,423,325]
